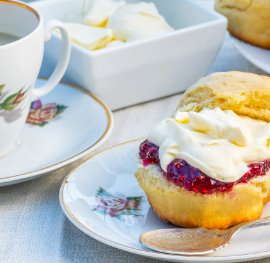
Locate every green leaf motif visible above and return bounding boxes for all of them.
[96,187,105,195]
[30,101,35,109]
[92,208,107,215]
[126,208,141,211]
[122,211,133,216]
[0,86,29,111]
[1,94,21,111]
[96,187,113,197]
[0,84,5,96]
[127,196,143,202]
[32,122,49,127]
[56,104,68,115]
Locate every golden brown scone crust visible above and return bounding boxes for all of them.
[135,164,270,230]
[135,71,270,229]
[215,0,270,49]
[176,71,270,122]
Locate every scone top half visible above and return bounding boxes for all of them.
[177,71,270,122]
[135,71,270,230]
[146,71,270,183]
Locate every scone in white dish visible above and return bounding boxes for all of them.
[31,0,227,110]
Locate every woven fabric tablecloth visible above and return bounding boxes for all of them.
[1,19,270,263]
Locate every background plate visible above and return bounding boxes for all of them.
[231,35,270,74]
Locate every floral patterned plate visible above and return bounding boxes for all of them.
[0,78,113,186]
[60,139,270,263]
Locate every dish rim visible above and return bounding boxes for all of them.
[60,138,270,262]
[230,34,270,74]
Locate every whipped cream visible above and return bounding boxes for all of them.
[148,107,270,182]
[83,0,125,26]
[106,2,174,42]
[58,23,112,50]
[105,40,125,48]
[66,1,174,50]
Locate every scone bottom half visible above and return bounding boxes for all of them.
[135,140,270,230]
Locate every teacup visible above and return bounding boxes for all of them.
[0,0,71,157]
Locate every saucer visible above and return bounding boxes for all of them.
[0,78,113,186]
[230,35,270,74]
[60,139,270,262]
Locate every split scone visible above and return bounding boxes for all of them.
[215,0,270,49]
[135,71,270,230]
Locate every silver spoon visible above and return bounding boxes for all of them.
[140,216,270,255]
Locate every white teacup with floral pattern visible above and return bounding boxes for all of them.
[0,0,71,157]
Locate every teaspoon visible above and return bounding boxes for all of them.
[140,216,270,255]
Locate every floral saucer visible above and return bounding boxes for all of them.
[60,139,270,262]
[0,78,113,186]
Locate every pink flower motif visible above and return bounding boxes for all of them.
[96,195,128,217]
[26,99,57,125]
[92,187,142,218]
[32,100,42,109]
[26,100,67,127]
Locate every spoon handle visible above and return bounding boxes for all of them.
[232,216,270,234]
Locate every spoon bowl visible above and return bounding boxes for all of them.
[140,216,270,255]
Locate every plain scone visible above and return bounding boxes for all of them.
[215,0,270,49]
[135,71,270,230]
[177,71,270,122]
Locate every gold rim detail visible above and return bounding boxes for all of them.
[60,138,270,260]
[60,139,152,254]
[0,0,40,20]
[0,77,113,181]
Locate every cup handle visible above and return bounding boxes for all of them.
[31,20,71,102]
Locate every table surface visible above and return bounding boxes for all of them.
[2,1,270,263]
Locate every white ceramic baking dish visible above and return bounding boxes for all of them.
[31,0,227,110]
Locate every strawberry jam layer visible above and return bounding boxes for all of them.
[139,139,270,194]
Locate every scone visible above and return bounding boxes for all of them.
[135,71,270,230]
[215,0,270,49]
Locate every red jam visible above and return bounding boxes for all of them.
[139,140,270,194]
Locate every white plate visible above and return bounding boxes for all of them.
[231,35,270,74]
[60,139,270,262]
[0,78,113,186]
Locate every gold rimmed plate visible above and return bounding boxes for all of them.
[0,78,113,186]
[60,139,270,262]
